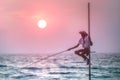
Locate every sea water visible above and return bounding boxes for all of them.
[0,53,120,80]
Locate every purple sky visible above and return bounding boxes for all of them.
[0,0,120,54]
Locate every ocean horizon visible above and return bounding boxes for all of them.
[0,53,120,80]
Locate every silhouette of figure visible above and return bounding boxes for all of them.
[68,31,93,65]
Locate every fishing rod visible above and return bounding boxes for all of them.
[25,50,68,67]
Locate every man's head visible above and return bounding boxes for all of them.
[79,31,88,38]
[79,31,83,34]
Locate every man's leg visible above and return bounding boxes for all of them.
[74,50,82,56]
[80,52,88,61]
[85,48,90,56]
[74,49,88,61]
[84,48,90,65]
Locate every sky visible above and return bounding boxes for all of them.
[0,0,120,54]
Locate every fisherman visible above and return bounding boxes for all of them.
[67,31,93,65]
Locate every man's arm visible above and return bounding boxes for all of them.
[67,39,81,51]
[89,36,93,46]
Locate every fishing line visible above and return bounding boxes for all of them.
[24,50,68,67]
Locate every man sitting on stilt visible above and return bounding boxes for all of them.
[68,31,93,65]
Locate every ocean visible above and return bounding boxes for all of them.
[0,53,120,80]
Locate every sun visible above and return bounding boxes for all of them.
[37,19,47,29]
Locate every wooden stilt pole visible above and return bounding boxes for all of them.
[88,2,91,80]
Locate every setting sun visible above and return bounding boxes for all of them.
[37,19,47,29]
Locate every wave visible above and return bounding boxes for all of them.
[92,66,120,70]
[0,64,7,67]
[21,67,42,71]
[49,72,76,75]
[58,65,87,69]
[0,73,11,78]
[12,74,37,79]
[92,75,112,78]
